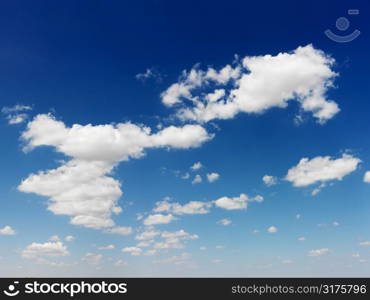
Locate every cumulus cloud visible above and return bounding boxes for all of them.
[262,175,277,186]
[207,172,220,183]
[363,171,370,183]
[267,226,278,233]
[18,114,212,230]
[114,259,127,267]
[153,199,212,215]
[217,218,232,226]
[153,229,199,251]
[214,193,248,210]
[359,241,370,246]
[135,230,160,241]
[153,230,198,250]
[22,241,69,259]
[192,174,202,184]
[153,252,192,265]
[83,253,103,265]
[143,214,176,226]
[104,226,132,235]
[64,235,75,242]
[285,154,361,187]
[98,245,115,250]
[307,248,329,256]
[49,235,60,242]
[0,226,16,235]
[122,247,142,256]
[161,45,339,124]
[190,162,202,171]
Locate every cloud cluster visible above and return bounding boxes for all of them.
[153,199,212,215]
[2,104,32,125]
[18,114,212,230]
[161,45,339,124]
[22,241,69,259]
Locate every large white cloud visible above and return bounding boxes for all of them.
[18,114,212,229]
[161,45,339,124]
[21,114,213,162]
[285,154,361,187]
[21,241,69,259]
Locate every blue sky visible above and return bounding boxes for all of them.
[1,0,370,277]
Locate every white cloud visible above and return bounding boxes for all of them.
[282,259,293,264]
[153,230,198,250]
[22,241,69,259]
[135,230,160,240]
[2,104,32,113]
[18,114,212,230]
[122,247,142,256]
[181,172,190,179]
[363,171,370,183]
[83,253,103,265]
[153,199,212,215]
[307,248,329,256]
[0,226,16,235]
[161,230,198,240]
[192,174,202,184]
[252,195,264,202]
[153,252,192,265]
[104,226,132,235]
[332,221,340,227]
[162,45,339,124]
[8,113,29,124]
[143,214,176,226]
[135,68,161,82]
[144,249,158,256]
[262,175,277,186]
[114,259,127,266]
[215,245,225,249]
[49,235,60,242]
[359,241,370,246]
[199,246,207,251]
[98,244,115,250]
[207,172,220,183]
[190,162,202,171]
[137,240,153,248]
[214,193,248,210]
[298,237,306,241]
[267,226,278,233]
[285,154,361,187]
[64,235,75,242]
[2,104,32,125]
[217,218,232,226]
